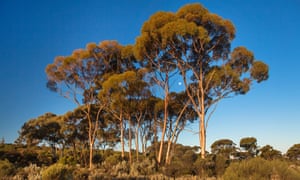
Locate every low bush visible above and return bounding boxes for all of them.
[41,163,73,180]
[223,157,300,180]
[130,158,157,176]
[17,163,41,180]
[0,159,15,177]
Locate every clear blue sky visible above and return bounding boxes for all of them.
[0,0,299,153]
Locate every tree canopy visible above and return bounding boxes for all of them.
[134,3,268,158]
[43,3,269,166]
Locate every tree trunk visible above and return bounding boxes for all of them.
[135,125,139,162]
[165,140,172,164]
[200,113,206,159]
[120,117,125,159]
[128,117,132,164]
[89,142,93,169]
[154,113,158,158]
[157,93,168,164]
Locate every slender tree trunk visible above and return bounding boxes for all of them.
[200,72,206,159]
[200,113,206,159]
[157,82,169,164]
[87,107,94,169]
[128,117,132,164]
[165,140,172,164]
[89,142,93,169]
[135,125,139,162]
[120,111,125,159]
[154,113,159,158]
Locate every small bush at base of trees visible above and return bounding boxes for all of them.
[41,163,73,180]
[223,158,300,180]
[0,159,15,177]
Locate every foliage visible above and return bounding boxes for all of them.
[110,160,130,177]
[0,159,15,177]
[130,157,157,176]
[193,155,215,178]
[239,137,258,158]
[102,153,122,170]
[134,3,269,159]
[259,145,282,160]
[211,139,236,157]
[286,143,300,161]
[41,163,73,180]
[223,158,300,180]
[16,163,41,180]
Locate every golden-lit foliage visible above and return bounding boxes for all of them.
[176,3,208,22]
[44,3,269,162]
[45,40,133,102]
[251,61,269,83]
[134,3,268,159]
[134,3,268,101]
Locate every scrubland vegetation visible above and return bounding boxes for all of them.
[1,139,300,179]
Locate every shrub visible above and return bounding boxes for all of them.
[223,158,300,180]
[58,154,77,166]
[0,159,15,177]
[111,160,130,177]
[17,163,41,180]
[193,156,215,178]
[41,163,73,180]
[130,158,157,176]
[270,160,300,180]
[72,167,90,180]
[102,153,121,170]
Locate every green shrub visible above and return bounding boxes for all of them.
[58,154,77,165]
[41,163,73,180]
[223,158,300,180]
[130,158,156,176]
[193,156,215,178]
[102,153,121,169]
[0,159,15,177]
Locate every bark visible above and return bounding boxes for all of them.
[157,74,169,164]
[200,113,206,159]
[128,117,132,164]
[120,115,125,159]
[135,125,140,162]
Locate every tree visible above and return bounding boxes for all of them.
[134,11,179,164]
[45,40,130,169]
[259,145,281,160]
[165,91,197,164]
[17,113,63,148]
[210,139,236,158]
[99,70,150,160]
[286,143,300,161]
[240,137,258,158]
[134,3,268,159]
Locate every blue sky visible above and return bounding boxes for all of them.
[0,0,299,153]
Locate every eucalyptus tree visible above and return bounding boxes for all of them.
[45,40,132,169]
[99,70,150,160]
[286,143,300,161]
[165,91,197,164]
[134,11,180,164]
[17,113,64,156]
[259,145,281,160]
[210,139,236,157]
[134,3,269,158]
[240,137,258,158]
